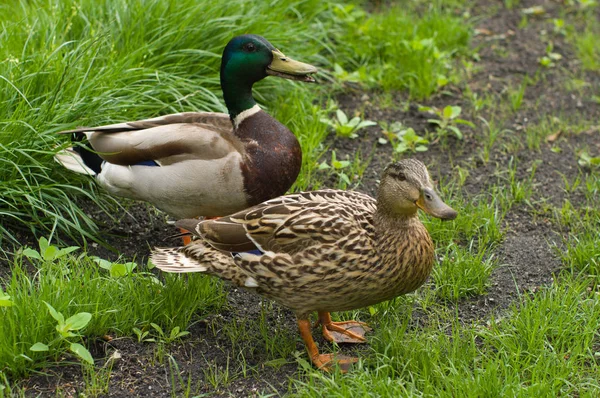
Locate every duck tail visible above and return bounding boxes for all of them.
[151,243,257,288]
[151,247,209,273]
[54,147,98,176]
[54,130,105,175]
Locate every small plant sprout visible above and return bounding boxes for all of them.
[149,323,190,343]
[578,151,600,168]
[552,19,566,36]
[319,150,352,186]
[378,121,405,144]
[508,78,528,112]
[539,42,562,67]
[420,105,474,139]
[331,63,374,86]
[320,109,377,139]
[132,327,154,343]
[93,257,137,278]
[22,237,79,263]
[30,302,94,365]
[379,122,429,153]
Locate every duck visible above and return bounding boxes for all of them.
[54,34,317,224]
[151,159,457,372]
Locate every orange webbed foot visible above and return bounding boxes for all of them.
[298,318,359,373]
[317,312,371,344]
[312,353,359,373]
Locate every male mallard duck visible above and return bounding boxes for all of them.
[151,159,457,372]
[55,34,317,221]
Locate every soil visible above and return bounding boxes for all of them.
[2,0,599,396]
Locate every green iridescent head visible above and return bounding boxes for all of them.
[220,34,317,119]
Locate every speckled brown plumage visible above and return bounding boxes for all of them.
[151,158,457,372]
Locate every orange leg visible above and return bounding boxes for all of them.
[317,311,371,344]
[298,319,358,373]
[179,216,219,246]
[179,228,192,246]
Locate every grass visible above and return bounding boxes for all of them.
[1,0,600,395]
[0,0,339,247]
[0,241,224,377]
[292,276,600,396]
[329,2,472,98]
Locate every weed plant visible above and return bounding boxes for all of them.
[0,243,224,377]
[331,2,472,98]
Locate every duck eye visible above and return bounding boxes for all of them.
[396,172,406,181]
[244,43,256,52]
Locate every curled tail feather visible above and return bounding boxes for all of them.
[151,247,209,273]
[151,243,254,288]
[54,148,97,176]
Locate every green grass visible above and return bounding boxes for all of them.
[0,243,224,378]
[571,25,600,71]
[328,2,472,98]
[0,0,339,246]
[292,276,600,396]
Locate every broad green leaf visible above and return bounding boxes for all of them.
[437,75,449,87]
[150,323,164,335]
[339,172,351,185]
[70,343,94,364]
[43,245,58,261]
[378,137,388,145]
[395,143,408,153]
[448,126,464,139]
[92,257,113,270]
[56,246,79,258]
[30,342,49,352]
[444,105,461,119]
[38,237,49,254]
[123,262,137,274]
[548,52,562,61]
[319,117,334,127]
[455,119,475,127]
[348,117,360,128]
[44,301,64,324]
[65,312,92,331]
[318,162,331,170]
[336,109,348,125]
[332,160,350,169]
[22,248,42,260]
[0,298,12,307]
[109,263,127,278]
[357,120,377,129]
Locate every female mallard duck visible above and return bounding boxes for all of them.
[54,34,317,220]
[151,159,457,372]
